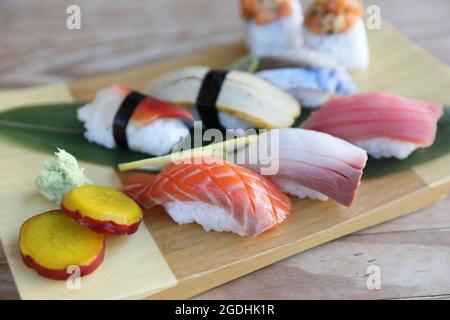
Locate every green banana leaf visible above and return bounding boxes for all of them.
[0,102,449,179]
[0,103,148,166]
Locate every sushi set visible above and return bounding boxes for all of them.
[0,0,450,299]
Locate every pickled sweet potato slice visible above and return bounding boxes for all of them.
[62,185,142,235]
[19,210,105,280]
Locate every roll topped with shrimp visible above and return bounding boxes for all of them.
[240,0,304,56]
[303,0,369,70]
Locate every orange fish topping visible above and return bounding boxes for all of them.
[305,0,363,35]
[111,85,193,126]
[241,0,294,25]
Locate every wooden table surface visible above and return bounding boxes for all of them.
[1,0,449,300]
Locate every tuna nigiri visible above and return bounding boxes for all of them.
[124,158,291,237]
[78,85,193,156]
[302,92,444,159]
[235,128,368,206]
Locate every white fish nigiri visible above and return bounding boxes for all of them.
[257,66,356,108]
[235,128,368,206]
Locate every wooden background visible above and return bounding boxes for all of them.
[1,0,449,300]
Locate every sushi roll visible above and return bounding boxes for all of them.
[235,128,368,206]
[241,0,303,56]
[301,92,444,159]
[303,0,369,70]
[146,66,301,130]
[257,66,356,108]
[123,157,291,237]
[77,85,193,156]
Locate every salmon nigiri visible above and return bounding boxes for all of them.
[302,92,444,159]
[124,158,291,237]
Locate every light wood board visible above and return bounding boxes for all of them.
[0,23,449,299]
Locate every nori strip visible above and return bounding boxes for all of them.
[113,91,146,149]
[196,70,229,131]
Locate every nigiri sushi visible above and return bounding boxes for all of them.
[241,0,303,56]
[235,128,368,206]
[78,85,193,156]
[303,0,369,70]
[124,157,291,237]
[257,66,356,108]
[301,92,444,159]
[230,48,355,108]
[146,66,301,130]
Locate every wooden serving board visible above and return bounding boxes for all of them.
[1,23,450,300]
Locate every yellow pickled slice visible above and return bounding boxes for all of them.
[63,185,142,225]
[19,211,104,270]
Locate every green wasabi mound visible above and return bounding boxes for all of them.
[35,149,93,205]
